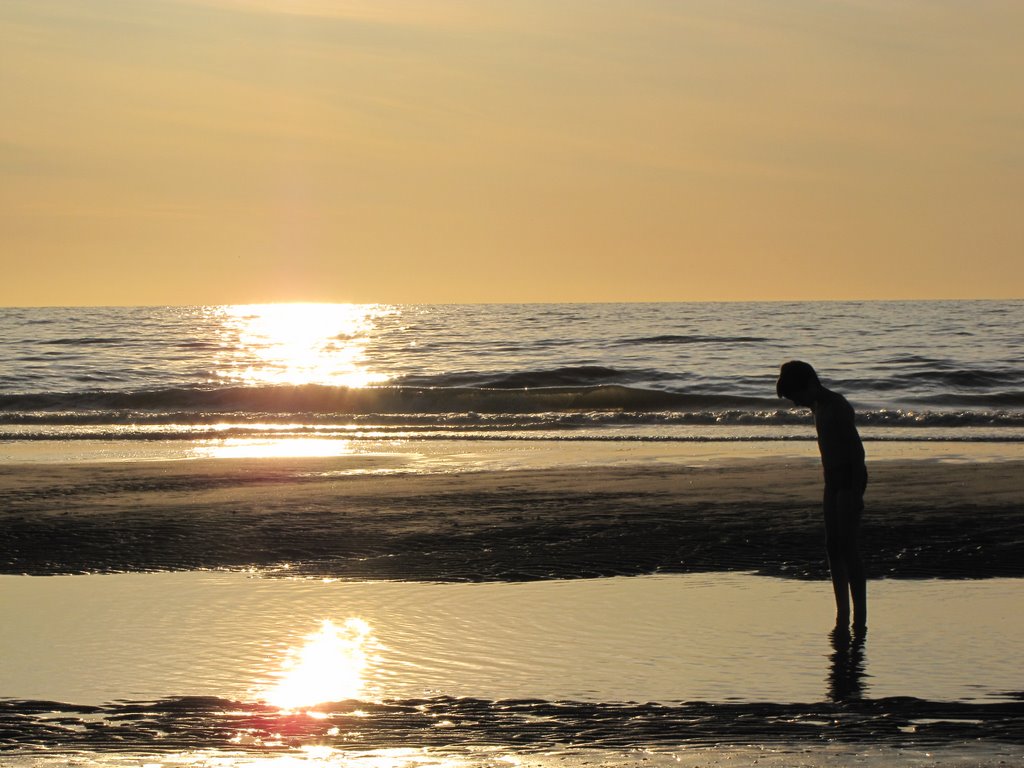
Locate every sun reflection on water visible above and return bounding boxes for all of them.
[262,619,378,711]
[195,437,355,459]
[216,303,393,388]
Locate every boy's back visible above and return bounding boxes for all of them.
[813,387,866,481]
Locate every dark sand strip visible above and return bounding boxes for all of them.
[2,695,1023,752]
[1,458,1022,580]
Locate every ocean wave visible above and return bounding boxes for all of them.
[396,366,681,389]
[909,391,1024,407]
[0,384,772,416]
[621,334,769,345]
[3,303,1022,418]
[0,396,1023,434]
[38,337,127,346]
[1,411,1024,440]
[6,382,1021,419]
[914,370,1021,388]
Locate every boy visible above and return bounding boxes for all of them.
[777,361,867,632]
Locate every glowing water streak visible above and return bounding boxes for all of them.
[263,618,377,710]
[215,303,394,388]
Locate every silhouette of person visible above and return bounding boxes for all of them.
[777,361,867,632]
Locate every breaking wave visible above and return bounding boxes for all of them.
[0,383,772,417]
[1,357,1021,443]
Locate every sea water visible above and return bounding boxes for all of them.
[0,301,1021,452]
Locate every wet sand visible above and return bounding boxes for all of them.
[1,455,1021,580]
[3,694,1023,753]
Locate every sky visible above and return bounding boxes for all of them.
[2,0,1022,306]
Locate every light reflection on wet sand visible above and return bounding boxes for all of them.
[2,434,1021,468]
[3,741,1022,768]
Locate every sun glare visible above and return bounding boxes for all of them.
[216,303,393,388]
[263,619,377,710]
[195,437,354,459]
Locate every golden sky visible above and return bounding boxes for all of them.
[2,0,1022,305]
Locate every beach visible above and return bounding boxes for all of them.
[3,448,1022,581]
[3,444,1023,765]
[2,301,1022,766]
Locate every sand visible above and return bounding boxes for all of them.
[2,452,1023,764]
[2,455,1021,580]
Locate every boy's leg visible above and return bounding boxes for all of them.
[838,488,867,630]
[823,489,851,626]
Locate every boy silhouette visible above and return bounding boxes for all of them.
[777,361,867,632]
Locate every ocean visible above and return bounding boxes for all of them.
[1,301,1022,450]
[1,301,1023,767]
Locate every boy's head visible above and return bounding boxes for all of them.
[776,360,820,407]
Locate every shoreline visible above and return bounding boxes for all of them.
[0,435,1022,466]
[2,453,1021,580]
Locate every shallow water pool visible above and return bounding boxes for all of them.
[2,572,1021,707]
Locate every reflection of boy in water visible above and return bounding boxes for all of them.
[777,361,867,632]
